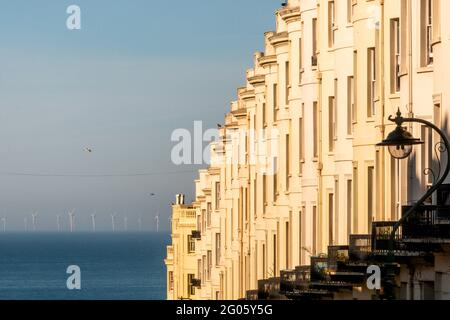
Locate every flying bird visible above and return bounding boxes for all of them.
[84,147,93,153]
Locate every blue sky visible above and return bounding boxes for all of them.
[0,1,279,231]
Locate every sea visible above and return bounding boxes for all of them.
[0,232,170,300]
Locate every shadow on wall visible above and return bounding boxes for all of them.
[407,113,450,205]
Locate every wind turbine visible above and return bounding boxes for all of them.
[1,217,6,232]
[111,213,117,232]
[31,211,38,232]
[56,214,61,232]
[68,210,75,233]
[124,215,128,232]
[138,216,142,232]
[91,212,97,232]
[154,213,160,233]
[24,217,28,232]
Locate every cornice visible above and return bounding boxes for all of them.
[279,7,301,23]
[247,74,266,86]
[269,31,289,47]
[258,54,277,67]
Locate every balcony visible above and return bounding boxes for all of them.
[280,266,310,294]
[371,221,402,255]
[349,234,372,262]
[327,246,349,271]
[190,278,201,288]
[258,277,282,300]
[191,230,201,239]
[402,205,450,241]
[310,256,329,282]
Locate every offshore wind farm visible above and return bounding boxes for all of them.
[0,210,162,233]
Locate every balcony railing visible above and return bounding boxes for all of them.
[310,256,329,282]
[402,205,450,240]
[327,246,349,271]
[280,266,311,294]
[349,234,372,262]
[371,221,401,254]
[191,230,201,239]
[258,277,281,300]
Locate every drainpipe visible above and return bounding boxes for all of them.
[379,0,386,220]
[407,0,414,205]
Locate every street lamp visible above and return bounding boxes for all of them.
[377,109,450,299]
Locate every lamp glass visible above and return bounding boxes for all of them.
[388,144,413,159]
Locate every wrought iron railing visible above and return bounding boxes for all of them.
[349,234,372,261]
[402,205,450,240]
[327,246,349,271]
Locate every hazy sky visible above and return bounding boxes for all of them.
[0,1,279,231]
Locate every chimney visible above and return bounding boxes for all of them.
[175,194,185,205]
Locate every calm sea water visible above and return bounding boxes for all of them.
[0,232,170,300]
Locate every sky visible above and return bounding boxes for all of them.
[0,1,279,232]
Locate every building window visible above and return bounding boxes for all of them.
[207,202,212,227]
[312,18,318,66]
[353,165,359,231]
[198,259,202,282]
[215,233,221,265]
[298,211,302,264]
[286,133,291,189]
[202,255,206,282]
[168,271,174,291]
[263,174,267,208]
[368,166,375,230]
[347,180,353,237]
[368,48,377,117]
[299,37,303,82]
[347,76,355,134]
[273,83,278,121]
[262,102,266,126]
[421,126,433,187]
[421,0,434,66]
[313,102,318,158]
[329,95,336,152]
[202,209,206,232]
[188,235,195,253]
[285,61,290,105]
[262,244,266,279]
[391,18,401,93]
[328,1,336,47]
[187,274,195,297]
[215,182,221,210]
[273,158,278,201]
[285,221,290,269]
[207,250,212,281]
[312,206,317,255]
[328,193,334,245]
[273,234,277,277]
[299,108,305,172]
